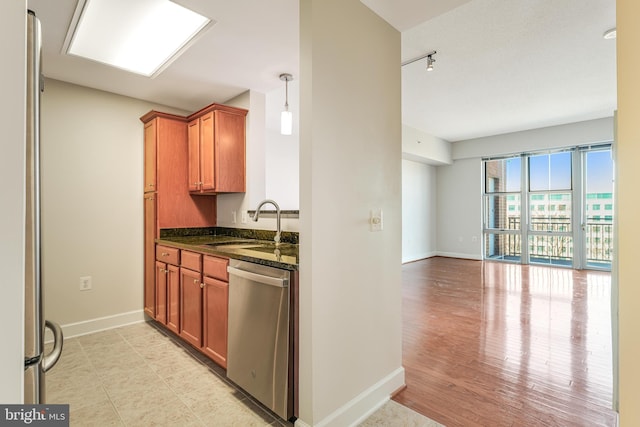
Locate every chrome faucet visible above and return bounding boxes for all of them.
[252,199,281,247]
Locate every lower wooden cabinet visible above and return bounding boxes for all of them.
[166,264,180,334]
[153,244,230,368]
[155,261,167,324]
[203,276,228,368]
[180,266,203,348]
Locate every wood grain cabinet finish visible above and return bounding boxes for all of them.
[203,276,228,368]
[155,261,167,324]
[180,266,203,348]
[143,194,156,318]
[166,264,180,334]
[202,255,229,367]
[155,246,180,334]
[187,105,248,194]
[141,111,217,325]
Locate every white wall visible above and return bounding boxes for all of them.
[298,0,404,425]
[265,81,300,210]
[40,79,187,333]
[453,117,614,160]
[217,90,300,232]
[402,160,437,263]
[0,0,26,403]
[436,158,483,259]
[402,124,452,165]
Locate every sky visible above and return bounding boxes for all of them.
[503,150,612,194]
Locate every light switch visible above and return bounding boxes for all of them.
[370,208,383,232]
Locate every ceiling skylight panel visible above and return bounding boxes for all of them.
[65,0,213,77]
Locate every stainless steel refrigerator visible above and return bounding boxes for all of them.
[24,9,63,404]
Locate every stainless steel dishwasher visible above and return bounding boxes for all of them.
[227,259,291,420]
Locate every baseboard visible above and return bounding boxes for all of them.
[295,367,405,427]
[402,251,437,264]
[436,251,483,260]
[44,310,145,343]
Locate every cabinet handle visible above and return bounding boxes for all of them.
[193,279,199,284]
[200,282,205,289]
[161,252,169,257]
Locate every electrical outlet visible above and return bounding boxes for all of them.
[241,211,248,223]
[232,210,237,224]
[80,276,92,291]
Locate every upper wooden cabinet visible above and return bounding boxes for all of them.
[144,120,157,193]
[140,111,217,232]
[187,104,248,194]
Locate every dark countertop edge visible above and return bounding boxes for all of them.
[159,226,299,245]
[155,237,299,271]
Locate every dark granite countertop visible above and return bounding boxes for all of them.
[156,228,299,271]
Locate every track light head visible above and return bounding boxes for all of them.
[426,54,435,71]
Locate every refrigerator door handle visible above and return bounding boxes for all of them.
[43,320,63,372]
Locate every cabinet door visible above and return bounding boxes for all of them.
[180,267,203,347]
[200,112,215,191]
[203,277,228,368]
[155,261,167,324]
[143,196,156,318]
[214,110,246,192]
[143,120,156,193]
[166,264,180,334]
[187,118,201,192]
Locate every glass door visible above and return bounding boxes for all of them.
[527,152,574,266]
[582,149,614,270]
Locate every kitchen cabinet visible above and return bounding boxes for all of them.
[166,264,180,334]
[143,194,156,318]
[187,105,248,194]
[203,255,229,368]
[155,245,180,333]
[141,112,217,323]
[141,112,217,231]
[180,251,203,348]
[155,261,167,324]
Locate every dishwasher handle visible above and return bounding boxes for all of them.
[227,266,288,288]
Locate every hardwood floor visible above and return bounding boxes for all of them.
[393,257,617,427]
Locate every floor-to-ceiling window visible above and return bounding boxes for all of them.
[484,156,522,262]
[483,145,613,270]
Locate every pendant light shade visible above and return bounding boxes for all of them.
[279,73,293,135]
[281,110,293,135]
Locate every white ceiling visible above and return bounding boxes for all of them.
[27,0,616,142]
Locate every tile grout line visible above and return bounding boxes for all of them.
[75,334,128,426]
[138,322,282,425]
[114,325,208,427]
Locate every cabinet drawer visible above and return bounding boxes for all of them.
[203,255,229,281]
[181,250,202,272]
[156,245,179,265]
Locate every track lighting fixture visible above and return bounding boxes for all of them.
[401,50,437,72]
[426,54,435,71]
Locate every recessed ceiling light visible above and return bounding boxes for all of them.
[603,28,616,40]
[63,0,214,77]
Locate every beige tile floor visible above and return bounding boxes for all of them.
[46,321,442,427]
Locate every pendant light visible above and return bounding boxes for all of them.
[280,73,293,135]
